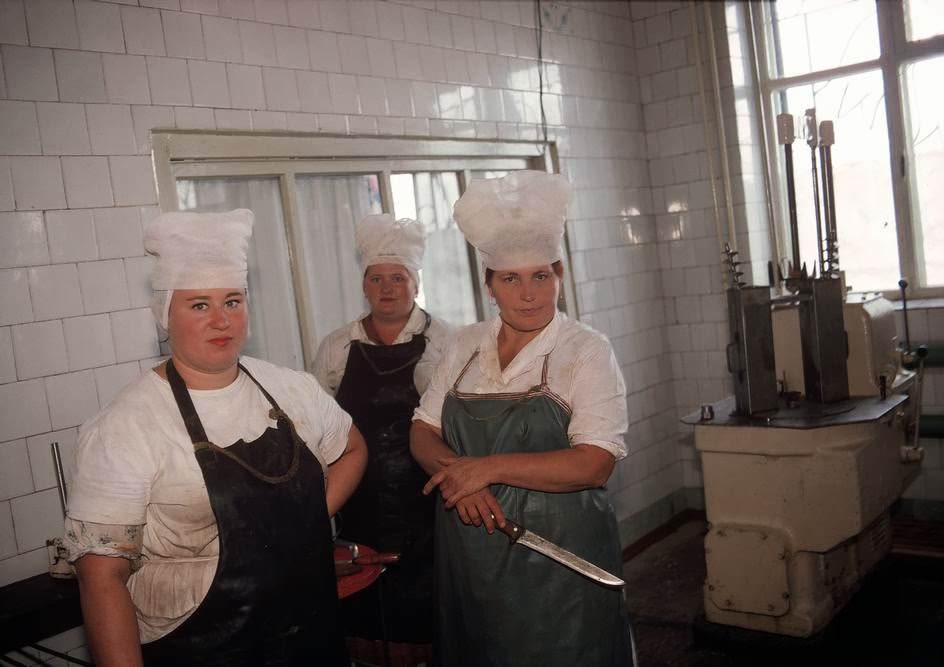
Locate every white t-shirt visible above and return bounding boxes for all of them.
[67,356,352,642]
[414,311,628,459]
[311,306,453,397]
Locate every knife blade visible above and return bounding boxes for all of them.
[496,518,625,588]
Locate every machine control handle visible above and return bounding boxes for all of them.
[776,113,795,144]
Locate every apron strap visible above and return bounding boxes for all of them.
[166,358,210,445]
[452,350,480,391]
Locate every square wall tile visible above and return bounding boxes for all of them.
[103,55,151,105]
[110,307,159,364]
[262,67,301,111]
[37,103,91,155]
[285,112,317,132]
[121,5,165,56]
[0,100,41,156]
[386,81,413,117]
[123,256,154,309]
[0,212,48,268]
[28,264,84,320]
[174,106,216,130]
[25,0,79,49]
[131,105,176,154]
[307,30,341,72]
[219,0,255,20]
[275,26,310,69]
[0,327,15,384]
[338,34,370,75]
[319,0,350,34]
[75,0,125,53]
[55,51,107,103]
[253,0,288,25]
[63,314,116,371]
[328,73,359,114]
[162,9,205,59]
[189,60,231,108]
[11,156,65,211]
[12,319,68,379]
[86,104,137,156]
[214,108,253,130]
[0,379,51,442]
[1,46,58,101]
[109,156,157,206]
[46,209,98,264]
[227,64,266,109]
[250,110,286,131]
[11,488,64,551]
[203,16,243,63]
[376,2,404,41]
[365,38,396,78]
[61,156,114,209]
[402,6,429,45]
[239,20,278,66]
[0,1,28,45]
[393,42,422,80]
[0,547,49,587]
[286,0,320,29]
[347,0,378,37]
[0,158,14,211]
[357,76,387,116]
[297,71,332,113]
[146,56,192,105]
[78,260,130,314]
[0,269,33,326]
[0,440,33,501]
[26,428,78,491]
[94,361,141,408]
[93,207,143,259]
[45,370,99,430]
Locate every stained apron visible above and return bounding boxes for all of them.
[141,360,346,667]
[334,313,435,645]
[435,351,630,667]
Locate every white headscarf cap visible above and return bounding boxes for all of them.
[453,170,571,270]
[355,214,425,274]
[144,209,254,290]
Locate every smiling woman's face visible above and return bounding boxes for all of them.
[487,264,560,332]
[167,288,248,374]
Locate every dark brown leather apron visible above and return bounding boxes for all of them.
[141,360,346,666]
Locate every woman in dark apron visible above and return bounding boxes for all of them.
[411,171,631,666]
[67,210,367,666]
[312,213,451,664]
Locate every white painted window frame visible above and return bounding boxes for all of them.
[151,131,577,367]
[749,1,944,299]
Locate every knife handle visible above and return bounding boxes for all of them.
[496,518,523,543]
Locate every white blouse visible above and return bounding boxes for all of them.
[311,306,453,396]
[66,356,352,642]
[414,311,628,459]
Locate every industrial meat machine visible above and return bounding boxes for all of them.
[682,109,927,637]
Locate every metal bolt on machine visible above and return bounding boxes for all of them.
[682,109,926,637]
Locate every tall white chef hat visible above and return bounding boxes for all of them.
[355,213,425,282]
[144,209,254,329]
[453,170,572,271]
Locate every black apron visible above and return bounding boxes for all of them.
[141,360,346,667]
[334,313,435,644]
[436,351,630,667]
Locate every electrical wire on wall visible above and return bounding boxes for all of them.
[535,0,549,152]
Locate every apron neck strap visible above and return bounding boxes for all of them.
[452,350,552,392]
[166,359,285,446]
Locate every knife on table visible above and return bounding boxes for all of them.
[495,518,625,588]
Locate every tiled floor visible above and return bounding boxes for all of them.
[623,520,944,667]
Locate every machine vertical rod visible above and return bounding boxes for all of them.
[805,109,825,276]
[820,120,838,274]
[776,113,801,271]
[51,442,68,516]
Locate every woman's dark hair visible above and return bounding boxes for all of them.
[484,260,564,286]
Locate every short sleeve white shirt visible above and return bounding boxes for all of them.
[414,311,628,459]
[311,306,453,396]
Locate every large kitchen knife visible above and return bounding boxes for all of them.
[496,518,625,588]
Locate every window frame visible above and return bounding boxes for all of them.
[749,0,944,299]
[151,130,578,368]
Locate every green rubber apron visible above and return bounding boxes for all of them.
[436,350,630,667]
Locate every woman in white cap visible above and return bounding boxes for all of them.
[411,171,630,666]
[312,214,451,663]
[65,209,366,666]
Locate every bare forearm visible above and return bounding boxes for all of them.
[409,421,456,476]
[326,426,367,516]
[488,446,615,493]
[76,557,142,667]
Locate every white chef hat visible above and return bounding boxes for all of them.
[144,209,254,329]
[453,170,572,271]
[355,214,425,281]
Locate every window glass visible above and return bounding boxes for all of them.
[391,172,478,326]
[176,177,305,370]
[765,0,880,79]
[773,68,899,291]
[905,0,944,42]
[294,174,382,341]
[903,56,944,286]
